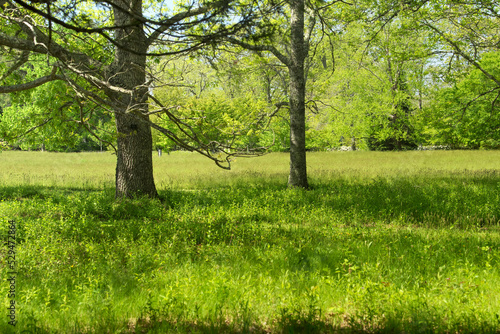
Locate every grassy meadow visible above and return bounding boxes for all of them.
[1,150,500,333]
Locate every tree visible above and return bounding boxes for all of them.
[422,52,500,148]
[0,0,276,197]
[362,19,426,151]
[299,14,433,151]
[413,0,500,147]
[226,0,340,188]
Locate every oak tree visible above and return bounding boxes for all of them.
[0,0,275,197]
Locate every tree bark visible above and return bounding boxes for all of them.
[288,0,308,188]
[114,114,157,198]
[110,0,157,198]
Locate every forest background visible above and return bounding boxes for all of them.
[1,0,499,155]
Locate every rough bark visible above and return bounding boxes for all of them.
[114,113,157,198]
[288,0,308,188]
[110,0,157,198]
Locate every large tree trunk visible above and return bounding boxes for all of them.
[114,113,157,198]
[288,0,309,188]
[110,0,158,198]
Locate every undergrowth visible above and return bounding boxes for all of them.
[0,151,499,333]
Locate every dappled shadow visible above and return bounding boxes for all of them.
[2,170,499,229]
[0,184,108,201]
[5,176,500,334]
[160,170,500,229]
[78,311,500,334]
[3,170,499,246]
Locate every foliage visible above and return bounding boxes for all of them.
[152,93,271,152]
[1,0,500,156]
[0,57,115,152]
[422,52,500,149]
[152,54,287,152]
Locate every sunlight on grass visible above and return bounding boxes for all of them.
[4,150,499,188]
[1,150,499,333]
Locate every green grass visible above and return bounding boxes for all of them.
[1,150,500,333]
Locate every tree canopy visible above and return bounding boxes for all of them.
[1,0,499,196]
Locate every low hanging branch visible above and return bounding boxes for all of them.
[134,93,275,170]
[0,0,287,198]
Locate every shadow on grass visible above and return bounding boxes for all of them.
[2,170,500,246]
[3,174,500,334]
[164,173,500,230]
[51,312,499,334]
[0,184,108,200]
[127,298,500,333]
[2,171,499,225]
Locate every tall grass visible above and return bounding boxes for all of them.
[0,150,499,333]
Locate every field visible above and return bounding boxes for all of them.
[1,150,500,333]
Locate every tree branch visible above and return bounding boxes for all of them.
[0,27,100,76]
[13,117,53,139]
[0,51,30,83]
[146,3,214,45]
[0,67,64,93]
[425,21,500,88]
[0,31,50,54]
[75,101,117,152]
[226,37,291,67]
[457,86,500,121]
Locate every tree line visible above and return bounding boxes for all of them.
[0,0,499,197]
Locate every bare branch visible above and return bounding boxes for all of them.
[75,102,117,152]
[457,86,500,121]
[143,105,180,116]
[146,3,213,45]
[254,101,289,129]
[13,117,53,139]
[360,10,400,63]
[63,76,123,112]
[137,92,273,169]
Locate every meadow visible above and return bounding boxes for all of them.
[0,150,499,333]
